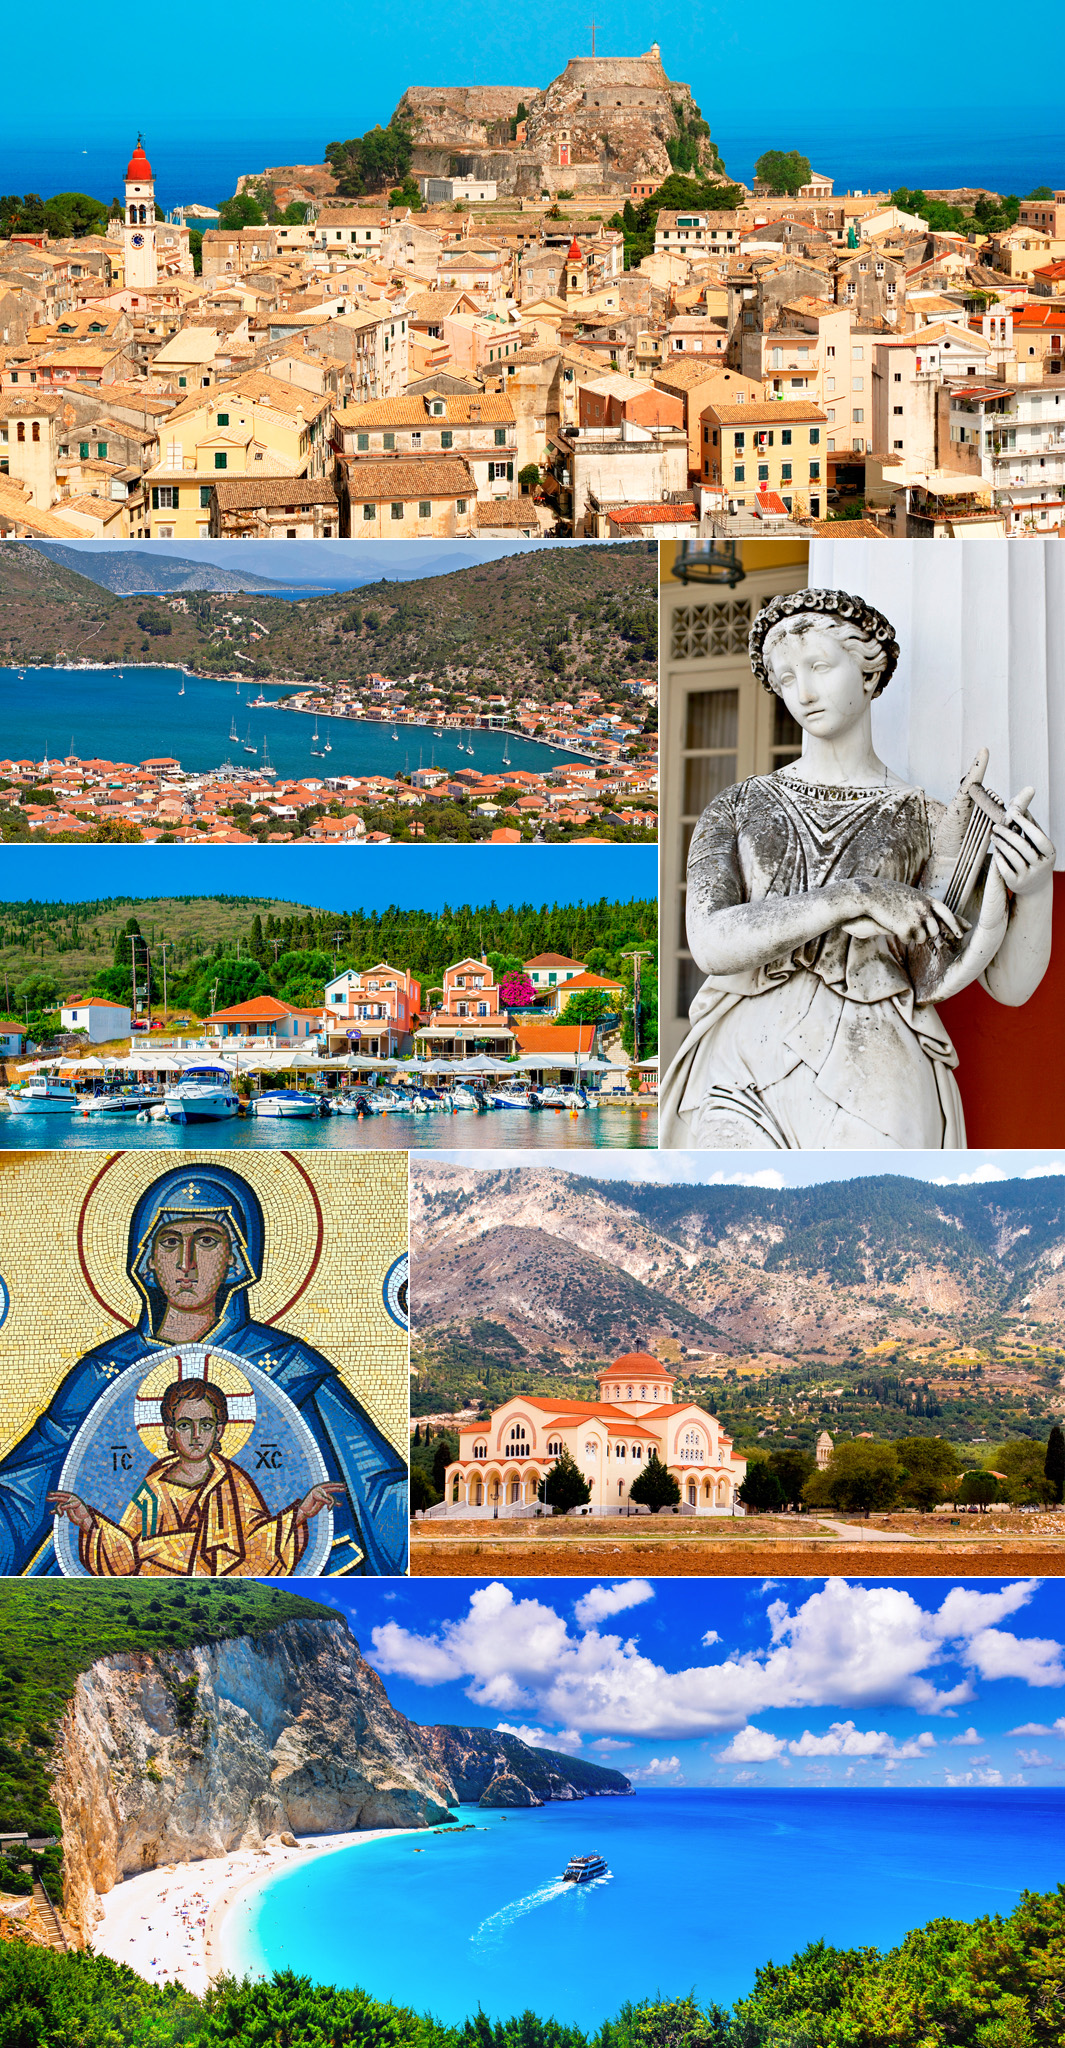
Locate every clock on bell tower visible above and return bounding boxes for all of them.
[123,135,158,290]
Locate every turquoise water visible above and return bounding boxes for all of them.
[1,667,587,781]
[0,1103,657,1151]
[222,1789,1065,2026]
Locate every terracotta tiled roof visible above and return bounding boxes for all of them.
[334,393,515,426]
[339,454,475,498]
[704,399,827,424]
[211,477,338,507]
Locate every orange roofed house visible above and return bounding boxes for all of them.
[323,962,421,1057]
[437,1352,747,1519]
[204,994,325,1043]
[415,957,516,1057]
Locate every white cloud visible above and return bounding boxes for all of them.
[588,1737,632,1753]
[701,1630,721,1648]
[786,1720,936,1762]
[574,1581,655,1628]
[1009,1718,1065,1736]
[947,1728,982,1747]
[932,1164,1010,1186]
[720,1727,787,1763]
[368,1578,1063,1740]
[495,1722,577,1751]
[632,1755,682,1779]
[944,1768,1005,1786]
[1016,1748,1055,1766]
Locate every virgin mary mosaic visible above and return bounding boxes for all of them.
[0,1162,408,1576]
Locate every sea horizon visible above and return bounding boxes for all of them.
[218,1786,1065,2027]
[3,114,1061,214]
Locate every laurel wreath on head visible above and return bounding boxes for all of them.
[748,588,900,695]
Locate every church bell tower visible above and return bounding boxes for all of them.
[124,137,158,290]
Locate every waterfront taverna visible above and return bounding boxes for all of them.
[439,1351,747,1517]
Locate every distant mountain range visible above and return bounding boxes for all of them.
[411,1165,1065,1365]
[26,540,525,597]
[27,543,296,595]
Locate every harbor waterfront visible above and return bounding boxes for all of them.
[212,1790,1065,2026]
[0,1102,657,1150]
[0,666,583,783]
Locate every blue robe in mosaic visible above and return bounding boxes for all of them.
[0,1164,407,1577]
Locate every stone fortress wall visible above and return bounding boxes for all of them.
[396,47,725,199]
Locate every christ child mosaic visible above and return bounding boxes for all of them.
[0,1151,409,1577]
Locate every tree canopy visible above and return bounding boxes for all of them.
[754,149,812,195]
[628,1452,681,1511]
[325,121,414,198]
[543,1447,591,1514]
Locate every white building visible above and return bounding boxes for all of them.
[418,177,498,204]
[440,1350,747,1518]
[60,997,132,1043]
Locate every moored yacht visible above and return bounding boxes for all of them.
[162,1066,240,1123]
[562,1854,609,1884]
[252,1089,322,1119]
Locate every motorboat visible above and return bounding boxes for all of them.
[361,1087,413,1115]
[562,1854,609,1884]
[333,1092,373,1117]
[79,1087,163,1117]
[253,1089,322,1119]
[488,1086,542,1111]
[162,1066,240,1123]
[450,1083,488,1111]
[540,1086,588,1110]
[7,1078,79,1114]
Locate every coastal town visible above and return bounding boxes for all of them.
[0,48,1061,542]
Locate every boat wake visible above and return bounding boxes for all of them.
[472,1873,610,1949]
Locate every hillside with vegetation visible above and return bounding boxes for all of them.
[0,891,656,1050]
[0,542,657,710]
[0,1584,332,1869]
[3,1885,1065,2046]
[410,1167,1065,1444]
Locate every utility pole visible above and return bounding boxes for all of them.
[157,944,169,1024]
[130,934,138,1033]
[621,947,653,1065]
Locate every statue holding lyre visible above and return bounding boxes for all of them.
[661,587,1055,1151]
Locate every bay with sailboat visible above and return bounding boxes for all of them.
[0,664,582,783]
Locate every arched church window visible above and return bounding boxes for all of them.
[584,1440,597,1457]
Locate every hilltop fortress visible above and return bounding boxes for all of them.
[395,45,728,198]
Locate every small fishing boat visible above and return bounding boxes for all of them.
[450,1083,486,1112]
[488,1085,542,1111]
[7,1078,78,1114]
[562,1854,609,1884]
[179,678,185,696]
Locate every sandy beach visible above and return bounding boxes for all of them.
[92,1828,413,1995]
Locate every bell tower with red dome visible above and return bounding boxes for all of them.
[123,136,158,289]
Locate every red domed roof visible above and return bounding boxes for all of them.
[596,1352,670,1379]
[126,142,153,181]
[566,237,583,261]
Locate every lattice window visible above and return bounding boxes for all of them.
[669,599,753,662]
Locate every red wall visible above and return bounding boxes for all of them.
[939,875,1065,1147]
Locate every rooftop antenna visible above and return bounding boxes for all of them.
[590,14,596,53]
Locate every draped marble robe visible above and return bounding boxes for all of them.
[661,773,966,1151]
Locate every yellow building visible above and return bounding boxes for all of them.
[141,374,332,539]
[699,398,828,518]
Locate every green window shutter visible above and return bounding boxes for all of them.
[151,487,159,509]
[507,461,513,481]
[362,503,374,520]
[97,442,107,458]
[494,426,506,446]
[357,432,369,450]
[441,429,453,449]
[200,485,211,508]
[79,441,89,459]
[215,452,227,470]
[217,412,229,426]
[418,500,431,518]
[383,432,395,451]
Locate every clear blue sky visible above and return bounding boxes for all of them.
[7,0,1061,153]
[0,844,655,911]
[307,1576,1065,1788]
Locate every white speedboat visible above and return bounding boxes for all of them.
[253,1089,321,1119]
[79,1088,163,1117]
[450,1083,486,1111]
[363,1087,413,1115]
[488,1086,542,1111]
[540,1086,588,1110]
[333,1092,372,1117]
[7,1078,78,1114]
[162,1066,240,1123]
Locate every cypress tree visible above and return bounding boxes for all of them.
[1045,1425,1065,1503]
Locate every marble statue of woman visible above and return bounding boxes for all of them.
[661,588,1055,1151]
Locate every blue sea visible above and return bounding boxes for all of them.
[0,1104,657,1152]
[1,666,585,780]
[1,116,1061,213]
[220,1789,1065,2026]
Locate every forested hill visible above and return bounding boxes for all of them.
[0,892,656,1024]
[0,541,656,702]
[0,1584,333,1840]
[30,544,290,595]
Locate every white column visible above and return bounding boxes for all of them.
[808,538,1065,861]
